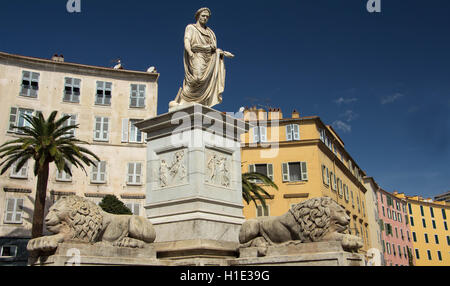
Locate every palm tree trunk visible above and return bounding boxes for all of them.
[31,162,49,239]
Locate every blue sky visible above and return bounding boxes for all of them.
[0,0,449,198]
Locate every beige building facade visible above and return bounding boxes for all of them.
[0,51,158,264]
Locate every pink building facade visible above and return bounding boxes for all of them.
[377,189,415,266]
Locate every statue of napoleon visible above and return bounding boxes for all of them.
[169,7,234,110]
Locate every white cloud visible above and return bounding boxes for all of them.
[335,97,358,105]
[332,120,352,133]
[381,93,405,105]
[341,110,359,122]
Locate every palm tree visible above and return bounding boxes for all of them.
[242,172,278,212]
[0,111,100,239]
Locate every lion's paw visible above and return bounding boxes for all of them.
[27,236,59,252]
[341,234,363,253]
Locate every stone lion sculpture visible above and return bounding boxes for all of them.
[238,197,363,253]
[27,196,156,252]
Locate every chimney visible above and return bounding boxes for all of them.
[292,109,300,119]
[51,54,64,62]
[257,108,267,121]
[268,108,283,120]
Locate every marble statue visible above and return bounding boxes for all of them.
[169,7,234,110]
[27,196,156,252]
[238,197,364,253]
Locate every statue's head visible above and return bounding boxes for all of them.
[195,7,211,23]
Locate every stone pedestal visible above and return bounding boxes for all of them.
[232,241,366,266]
[28,242,160,266]
[135,104,249,245]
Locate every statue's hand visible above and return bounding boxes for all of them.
[223,51,235,58]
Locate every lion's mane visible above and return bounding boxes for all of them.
[289,197,333,242]
[58,196,103,243]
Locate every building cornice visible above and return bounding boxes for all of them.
[0,51,159,82]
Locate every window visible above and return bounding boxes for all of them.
[434,235,439,244]
[10,160,28,179]
[330,172,336,191]
[127,163,143,185]
[351,191,354,208]
[427,250,432,261]
[430,207,434,218]
[4,198,24,224]
[422,218,426,228]
[408,203,412,215]
[412,232,417,242]
[344,186,350,202]
[0,245,18,257]
[437,251,442,261]
[432,220,436,229]
[63,77,81,103]
[444,221,448,231]
[380,193,384,204]
[340,183,345,198]
[382,206,385,217]
[415,249,420,259]
[61,113,77,138]
[95,81,112,105]
[424,233,429,243]
[252,126,267,143]
[420,205,424,216]
[395,227,398,238]
[249,163,274,182]
[447,236,450,246]
[321,165,330,186]
[286,124,300,141]
[91,161,107,183]
[8,107,38,134]
[121,119,144,143]
[392,211,396,221]
[282,162,308,182]
[20,71,40,98]
[407,231,410,242]
[410,216,414,226]
[398,245,402,258]
[256,205,269,217]
[125,203,141,216]
[130,84,146,108]
[56,162,72,182]
[93,116,109,141]
[400,229,404,241]
[386,242,391,254]
[442,208,447,220]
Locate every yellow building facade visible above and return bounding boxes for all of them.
[240,107,370,253]
[394,193,450,266]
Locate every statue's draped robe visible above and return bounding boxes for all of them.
[175,24,226,107]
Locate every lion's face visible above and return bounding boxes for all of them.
[45,199,71,233]
[328,201,351,234]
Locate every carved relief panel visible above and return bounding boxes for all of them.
[205,148,232,188]
[158,149,188,188]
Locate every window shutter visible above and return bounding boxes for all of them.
[5,199,15,222]
[8,107,18,132]
[293,124,300,140]
[267,164,273,180]
[100,162,106,182]
[301,162,308,181]
[286,125,292,141]
[138,85,146,107]
[14,199,23,223]
[103,118,109,140]
[94,117,101,140]
[135,163,142,184]
[259,126,267,142]
[252,127,259,143]
[322,165,326,184]
[133,204,140,216]
[282,163,289,182]
[326,167,330,185]
[127,163,134,183]
[91,164,98,182]
[122,118,129,142]
[248,164,255,173]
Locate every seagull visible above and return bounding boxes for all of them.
[113,59,123,70]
